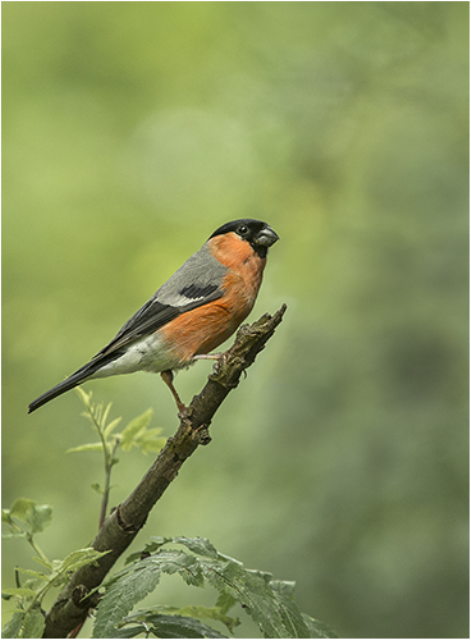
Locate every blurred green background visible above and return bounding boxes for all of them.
[2,3,468,638]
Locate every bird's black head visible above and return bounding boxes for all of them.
[209,219,279,258]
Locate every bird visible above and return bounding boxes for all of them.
[28,219,279,414]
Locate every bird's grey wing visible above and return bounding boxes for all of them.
[94,243,228,358]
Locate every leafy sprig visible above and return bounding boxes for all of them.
[69,388,166,527]
[93,536,336,639]
[2,498,108,639]
[3,386,335,639]
[2,390,166,639]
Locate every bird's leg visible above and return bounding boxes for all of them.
[160,370,186,413]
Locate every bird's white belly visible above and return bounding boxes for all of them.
[91,333,185,379]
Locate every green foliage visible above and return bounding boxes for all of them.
[2,498,53,567]
[69,389,167,521]
[69,388,166,460]
[119,408,166,454]
[3,392,334,638]
[2,497,109,639]
[93,536,336,638]
[2,394,171,638]
[113,611,228,638]
[2,499,52,539]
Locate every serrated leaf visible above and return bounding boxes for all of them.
[94,550,204,638]
[146,536,171,548]
[21,608,45,639]
[125,539,169,565]
[215,591,238,616]
[148,614,227,638]
[302,614,338,638]
[93,558,164,637]
[112,625,145,638]
[202,560,310,638]
[269,579,297,598]
[176,605,240,634]
[117,607,230,638]
[66,443,104,454]
[170,536,219,559]
[2,610,25,638]
[118,409,154,451]
[97,537,329,639]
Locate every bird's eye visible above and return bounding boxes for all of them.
[238,225,249,236]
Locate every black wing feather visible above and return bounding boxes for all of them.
[95,286,222,358]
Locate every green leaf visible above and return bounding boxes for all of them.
[132,428,166,455]
[60,548,109,575]
[4,500,52,535]
[21,608,45,639]
[215,590,238,616]
[75,387,91,406]
[94,550,204,637]
[175,605,239,634]
[101,402,113,430]
[15,567,48,581]
[116,610,228,638]
[2,588,37,598]
[169,536,219,559]
[118,409,154,451]
[148,614,227,638]
[45,548,109,590]
[96,537,330,639]
[202,561,311,638]
[66,443,104,454]
[32,556,53,571]
[104,417,122,438]
[125,538,169,564]
[302,614,338,639]
[269,579,297,598]
[93,558,164,637]
[112,625,145,638]
[2,509,14,525]
[2,610,25,638]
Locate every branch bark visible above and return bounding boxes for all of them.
[42,304,287,638]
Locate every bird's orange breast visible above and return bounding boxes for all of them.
[160,232,266,361]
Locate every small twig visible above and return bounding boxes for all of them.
[42,305,287,638]
[98,437,120,529]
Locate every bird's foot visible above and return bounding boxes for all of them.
[161,370,187,415]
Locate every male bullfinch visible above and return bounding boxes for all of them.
[28,219,279,413]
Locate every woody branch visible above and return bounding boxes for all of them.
[42,304,287,638]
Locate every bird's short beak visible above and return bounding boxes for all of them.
[257,225,280,247]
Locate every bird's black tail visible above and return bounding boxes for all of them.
[28,361,102,413]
